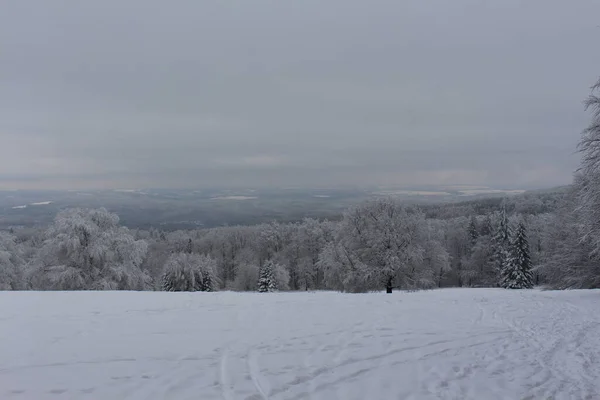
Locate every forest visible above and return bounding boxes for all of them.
[1,77,599,293]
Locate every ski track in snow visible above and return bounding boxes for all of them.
[220,349,235,400]
[1,289,599,399]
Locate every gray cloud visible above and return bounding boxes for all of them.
[1,0,598,189]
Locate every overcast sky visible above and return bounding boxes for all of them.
[1,0,599,190]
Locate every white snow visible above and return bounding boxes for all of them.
[11,205,27,209]
[29,201,52,206]
[1,289,599,400]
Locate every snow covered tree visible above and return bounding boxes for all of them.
[566,76,600,288]
[526,213,548,285]
[468,216,478,248]
[232,263,259,291]
[531,77,600,289]
[162,253,218,292]
[258,221,285,261]
[257,260,277,292]
[274,262,290,291]
[295,218,328,290]
[481,214,493,237]
[491,205,511,285]
[318,241,374,293]
[140,237,171,289]
[332,199,429,293]
[501,221,533,289]
[29,208,150,290]
[542,182,600,289]
[464,234,494,286]
[2,184,581,292]
[577,77,600,252]
[422,222,451,287]
[0,232,24,290]
[445,217,470,287]
[200,269,215,292]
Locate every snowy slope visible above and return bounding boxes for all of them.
[1,289,599,400]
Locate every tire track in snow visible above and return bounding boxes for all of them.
[286,337,503,400]
[279,295,501,399]
[270,310,379,398]
[270,332,502,398]
[248,349,269,400]
[302,341,329,397]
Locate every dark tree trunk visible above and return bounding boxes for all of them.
[386,276,393,294]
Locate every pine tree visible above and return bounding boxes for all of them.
[257,260,277,292]
[501,221,534,289]
[492,205,511,285]
[200,270,214,292]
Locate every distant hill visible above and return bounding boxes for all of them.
[0,185,566,230]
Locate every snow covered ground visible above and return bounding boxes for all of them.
[1,289,599,400]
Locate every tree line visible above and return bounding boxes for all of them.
[0,194,562,293]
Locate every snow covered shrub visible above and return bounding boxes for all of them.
[162,252,218,292]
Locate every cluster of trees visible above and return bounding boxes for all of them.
[0,195,549,293]
[492,208,533,289]
[540,77,600,289]
[1,76,599,293]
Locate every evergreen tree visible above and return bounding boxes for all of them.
[492,205,511,285]
[501,221,534,289]
[257,260,277,292]
[200,270,214,292]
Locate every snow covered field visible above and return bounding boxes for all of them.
[1,289,599,400]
